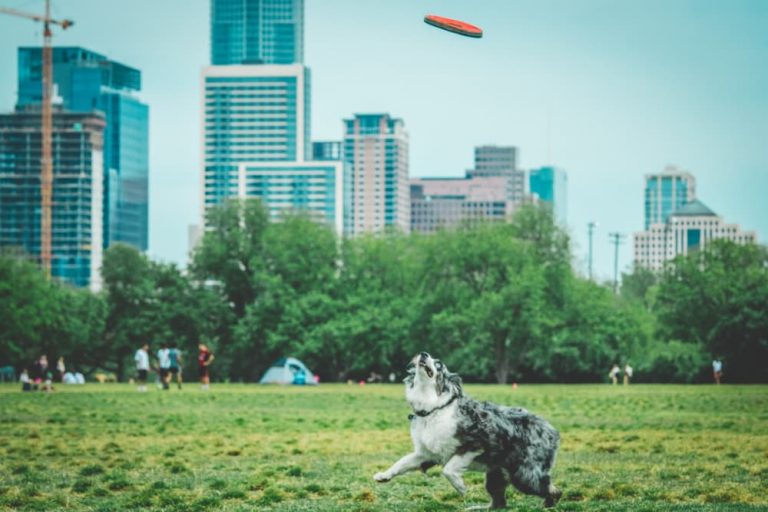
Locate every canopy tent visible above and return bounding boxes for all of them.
[259,357,317,385]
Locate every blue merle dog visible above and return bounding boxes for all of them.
[374,352,562,509]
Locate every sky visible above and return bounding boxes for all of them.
[1,0,767,281]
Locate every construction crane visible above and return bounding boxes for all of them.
[0,0,74,278]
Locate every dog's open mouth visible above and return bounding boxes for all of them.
[419,361,434,378]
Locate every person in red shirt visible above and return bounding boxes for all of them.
[198,344,215,391]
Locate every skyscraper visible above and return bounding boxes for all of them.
[0,109,105,290]
[634,199,756,271]
[643,165,696,229]
[17,47,149,251]
[529,166,568,225]
[342,114,410,235]
[211,0,304,65]
[466,145,525,203]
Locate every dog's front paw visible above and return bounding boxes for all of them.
[373,472,391,483]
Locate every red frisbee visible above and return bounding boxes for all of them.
[424,14,483,38]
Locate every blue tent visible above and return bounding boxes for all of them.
[259,357,317,385]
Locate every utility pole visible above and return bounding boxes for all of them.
[0,1,74,278]
[587,221,597,280]
[608,232,625,294]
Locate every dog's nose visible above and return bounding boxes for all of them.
[419,352,429,360]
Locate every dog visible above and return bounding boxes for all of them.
[373,352,562,509]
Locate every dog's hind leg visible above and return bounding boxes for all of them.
[485,468,508,509]
[509,469,561,508]
[542,475,561,508]
[374,452,428,483]
[442,451,481,495]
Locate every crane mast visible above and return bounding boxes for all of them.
[0,0,74,278]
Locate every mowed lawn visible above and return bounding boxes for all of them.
[0,383,766,511]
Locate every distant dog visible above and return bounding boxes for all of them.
[374,352,562,509]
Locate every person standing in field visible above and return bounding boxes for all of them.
[712,358,723,385]
[134,343,150,392]
[198,343,214,391]
[168,342,183,390]
[623,363,633,385]
[157,343,171,390]
[609,364,620,385]
[56,357,66,383]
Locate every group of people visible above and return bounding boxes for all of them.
[19,355,72,392]
[134,342,214,392]
[608,363,633,385]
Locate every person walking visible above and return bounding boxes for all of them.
[157,343,171,390]
[198,343,214,391]
[168,342,183,390]
[623,363,633,385]
[609,363,620,385]
[712,358,723,385]
[134,343,150,392]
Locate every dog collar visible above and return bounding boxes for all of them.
[410,395,458,419]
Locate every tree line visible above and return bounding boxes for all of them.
[1,200,766,383]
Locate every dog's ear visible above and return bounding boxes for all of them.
[403,362,415,387]
[447,372,463,397]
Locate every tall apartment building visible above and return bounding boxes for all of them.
[17,47,149,251]
[467,145,525,202]
[211,0,304,65]
[529,166,568,225]
[410,176,512,233]
[634,199,756,271]
[342,114,409,235]
[644,165,695,229]
[0,109,105,290]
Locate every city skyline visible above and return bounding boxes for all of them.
[1,0,766,281]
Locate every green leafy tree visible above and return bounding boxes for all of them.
[656,240,768,382]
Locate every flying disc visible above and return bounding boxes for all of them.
[424,14,483,38]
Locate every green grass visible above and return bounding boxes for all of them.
[0,383,766,511]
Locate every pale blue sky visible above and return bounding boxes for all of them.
[1,0,766,281]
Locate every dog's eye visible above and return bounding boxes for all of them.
[435,361,443,369]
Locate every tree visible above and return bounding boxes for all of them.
[655,241,768,382]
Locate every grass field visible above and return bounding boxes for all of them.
[1,383,767,511]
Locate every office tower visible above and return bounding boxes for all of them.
[466,145,525,203]
[312,140,341,161]
[342,114,409,235]
[410,176,513,233]
[202,65,342,231]
[0,109,105,290]
[529,166,568,225]
[634,199,756,271]
[643,165,696,229]
[211,0,304,65]
[17,47,149,251]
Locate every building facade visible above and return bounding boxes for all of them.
[644,165,696,229]
[529,166,568,225]
[342,114,409,235]
[410,176,513,233]
[0,109,105,290]
[202,64,310,209]
[633,199,756,271]
[17,46,149,251]
[211,0,304,65]
[467,145,525,203]
[312,140,341,161]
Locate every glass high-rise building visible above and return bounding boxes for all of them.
[643,166,696,229]
[529,166,568,225]
[202,65,342,232]
[17,47,149,251]
[342,114,410,235]
[211,0,304,65]
[0,109,105,290]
